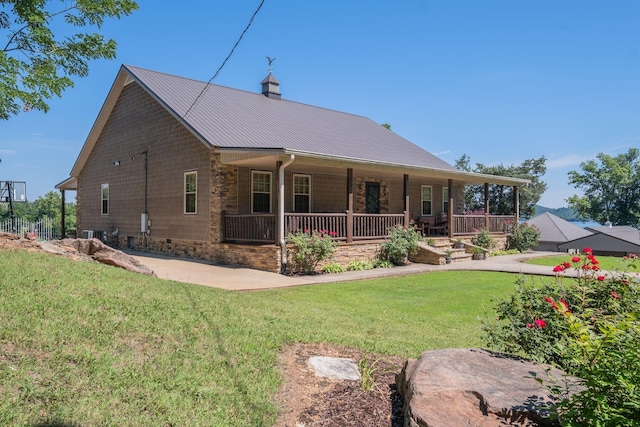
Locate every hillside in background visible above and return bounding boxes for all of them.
[532,205,580,221]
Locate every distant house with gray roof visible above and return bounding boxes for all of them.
[526,212,593,252]
[57,65,528,272]
[558,225,640,257]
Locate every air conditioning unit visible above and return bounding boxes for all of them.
[82,230,94,239]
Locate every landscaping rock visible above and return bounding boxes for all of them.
[55,238,156,276]
[308,356,361,381]
[396,348,580,427]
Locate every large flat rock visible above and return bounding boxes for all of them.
[396,348,580,427]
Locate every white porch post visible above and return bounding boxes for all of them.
[279,155,295,274]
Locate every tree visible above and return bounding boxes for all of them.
[567,148,640,227]
[1,0,138,119]
[455,154,547,218]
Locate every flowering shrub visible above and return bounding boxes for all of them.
[471,227,496,250]
[287,230,338,274]
[506,222,540,253]
[379,225,421,266]
[483,249,640,425]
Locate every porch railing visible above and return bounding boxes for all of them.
[452,214,515,235]
[224,212,515,243]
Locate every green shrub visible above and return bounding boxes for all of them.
[346,260,373,271]
[482,250,640,425]
[471,228,495,250]
[380,225,421,266]
[488,249,520,256]
[372,258,394,269]
[287,230,338,274]
[321,262,345,273]
[506,223,540,253]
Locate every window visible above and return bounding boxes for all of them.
[442,186,449,215]
[421,185,432,216]
[184,171,197,214]
[101,183,109,215]
[252,171,272,213]
[293,174,311,212]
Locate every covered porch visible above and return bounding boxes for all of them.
[217,150,525,245]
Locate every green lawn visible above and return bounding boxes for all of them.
[0,249,523,426]
[524,254,629,271]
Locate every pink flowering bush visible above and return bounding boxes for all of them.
[483,249,640,425]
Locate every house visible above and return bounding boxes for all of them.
[558,225,640,257]
[526,212,593,252]
[57,65,528,272]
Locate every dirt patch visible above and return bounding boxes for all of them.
[274,343,405,427]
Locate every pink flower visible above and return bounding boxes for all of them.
[597,275,605,281]
[583,247,593,255]
[563,262,572,269]
[534,319,546,328]
[611,292,621,299]
[571,256,581,263]
[559,299,569,311]
[545,296,559,310]
[526,323,534,329]
[552,265,565,273]
[329,231,338,237]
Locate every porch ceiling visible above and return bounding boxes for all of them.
[217,149,530,186]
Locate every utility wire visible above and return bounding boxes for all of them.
[183,0,266,119]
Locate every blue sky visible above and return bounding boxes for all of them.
[2,0,639,208]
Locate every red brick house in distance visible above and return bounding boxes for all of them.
[57,65,528,273]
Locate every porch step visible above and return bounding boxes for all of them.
[413,242,473,265]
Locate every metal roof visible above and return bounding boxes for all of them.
[125,65,458,171]
[526,212,592,243]
[66,65,530,186]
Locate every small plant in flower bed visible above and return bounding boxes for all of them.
[371,258,394,269]
[346,260,374,271]
[287,229,338,274]
[380,224,421,266]
[488,249,520,257]
[471,227,496,250]
[483,249,640,425]
[321,262,346,273]
[506,222,540,253]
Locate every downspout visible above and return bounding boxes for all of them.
[279,154,295,274]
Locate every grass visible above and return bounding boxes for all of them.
[524,254,629,271]
[0,249,522,426]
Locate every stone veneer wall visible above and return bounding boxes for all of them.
[125,235,383,274]
[313,242,382,272]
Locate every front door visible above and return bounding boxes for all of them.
[365,182,380,214]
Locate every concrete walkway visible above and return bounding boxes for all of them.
[128,251,579,291]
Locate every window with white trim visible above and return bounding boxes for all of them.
[101,183,109,215]
[184,171,197,214]
[442,186,449,215]
[293,174,311,212]
[421,185,432,216]
[252,171,272,213]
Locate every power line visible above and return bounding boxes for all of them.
[183,0,266,119]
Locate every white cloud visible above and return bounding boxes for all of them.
[546,153,592,169]
[0,149,16,156]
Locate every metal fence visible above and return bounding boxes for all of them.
[0,217,57,241]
